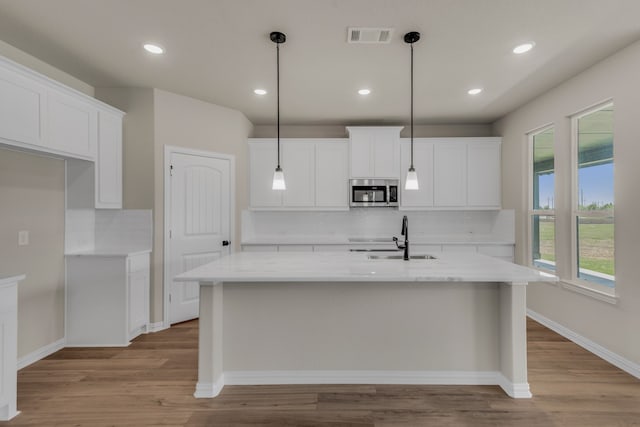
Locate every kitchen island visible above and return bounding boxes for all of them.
[175,251,556,399]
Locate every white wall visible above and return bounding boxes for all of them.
[493,40,640,365]
[0,148,65,357]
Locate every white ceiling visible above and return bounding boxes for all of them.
[0,0,639,125]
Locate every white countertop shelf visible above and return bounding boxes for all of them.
[65,247,152,257]
[241,236,515,246]
[176,251,554,284]
[0,274,26,288]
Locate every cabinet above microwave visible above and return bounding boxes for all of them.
[347,126,403,179]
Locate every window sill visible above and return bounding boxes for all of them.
[560,280,618,305]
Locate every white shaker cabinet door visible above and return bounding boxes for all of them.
[0,65,47,148]
[467,141,501,208]
[127,253,149,340]
[372,128,401,178]
[249,141,283,208]
[316,141,349,208]
[47,89,97,159]
[282,141,316,207]
[400,140,434,207]
[349,128,374,178]
[95,109,123,209]
[433,142,467,207]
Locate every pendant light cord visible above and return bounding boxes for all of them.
[276,41,281,169]
[410,42,414,170]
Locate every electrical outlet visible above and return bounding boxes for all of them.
[18,230,29,246]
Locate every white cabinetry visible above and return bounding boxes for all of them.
[0,275,23,421]
[95,109,123,208]
[66,252,150,346]
[0,64,46,148]
[348,127,402,179]
[248,139,349,210]
[281,141,316,207]
[47,89,97,159]
[400,137,501,210]
[467,141,501,208]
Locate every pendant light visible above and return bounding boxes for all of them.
[271,31,287,190]
[404,31,420,190]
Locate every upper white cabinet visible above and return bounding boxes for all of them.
[433,141,467,207]
[316,142,349,208]
[248,139,349,210]
[48,89,97,159]
[347,127,402,179]
[95,109,123,208]
[0,64,46,148]
[0,55,125,209]
[400,137,501,210]
[467,141,501,207]
[281,141,316,207]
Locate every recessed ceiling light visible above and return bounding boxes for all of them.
[254,89,267,95]
[468,88,483,95]
[358,89,371,95]
[143,43,164,54]
[513,42,535,54]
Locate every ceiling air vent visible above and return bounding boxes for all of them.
[348,27,394,44]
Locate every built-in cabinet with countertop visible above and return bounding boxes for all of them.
[0,54,124,209]
[65,251,150,346]
[248,138,349,210]
[400,137,501,210]
[0,275,25,421]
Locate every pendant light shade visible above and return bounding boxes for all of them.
[404,31,420,191]
[271,31,287,191]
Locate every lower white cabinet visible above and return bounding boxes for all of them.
[66,252,150,346]
[0,275,24,421]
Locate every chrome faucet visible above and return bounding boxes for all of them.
[393,215,410,261]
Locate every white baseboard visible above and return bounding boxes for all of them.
[527,309,640,379]
[192,370,529,399]
[147,321,168,333]
[17,338,65,370]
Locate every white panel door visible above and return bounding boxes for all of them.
[95,110,123,208]
[433,142,467,207]
[349,129,374,178]
[282,141,316,207]
[316,141,349,208]
[467,141,501,207]
[400,140,434,207]
[169,152,231,324]
[48,90,97,158]
[249,141,282,208]
[372,129,400,178]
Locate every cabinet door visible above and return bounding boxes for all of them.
[95,110,123,209]
[400,140,434,207]
[282,141,315,207]
[373,129,400,178]
[0,65,47,148]
[127,255,149,338]
[316,142,349,208]
[467,141,501,208]
[349,129,373,178]
[48,89,97,159]
[249,141,282,208]
[433,143,467,207]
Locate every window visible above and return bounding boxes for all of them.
[571,102,614,289]
[528,126,555,272]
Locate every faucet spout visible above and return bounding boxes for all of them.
[401,215,409,261]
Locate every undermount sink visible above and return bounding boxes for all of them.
[367,254,437,260]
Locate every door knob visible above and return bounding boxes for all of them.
[222,240,230,246]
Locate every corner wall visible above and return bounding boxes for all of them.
[493,40,640,366]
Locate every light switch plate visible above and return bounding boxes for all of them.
[18,230,29,246]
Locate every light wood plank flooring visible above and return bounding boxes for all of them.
[5,319,640,426]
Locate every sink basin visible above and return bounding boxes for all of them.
[367,254,437,260]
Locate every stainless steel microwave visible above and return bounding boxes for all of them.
[349,179,399,207]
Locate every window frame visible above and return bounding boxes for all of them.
[527,124,556,273]
[569,100,615,295]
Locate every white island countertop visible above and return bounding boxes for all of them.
[176,251,556,284]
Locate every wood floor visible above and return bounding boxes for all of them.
[6,318,640,426]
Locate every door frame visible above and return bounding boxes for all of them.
[163,145,235,328]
